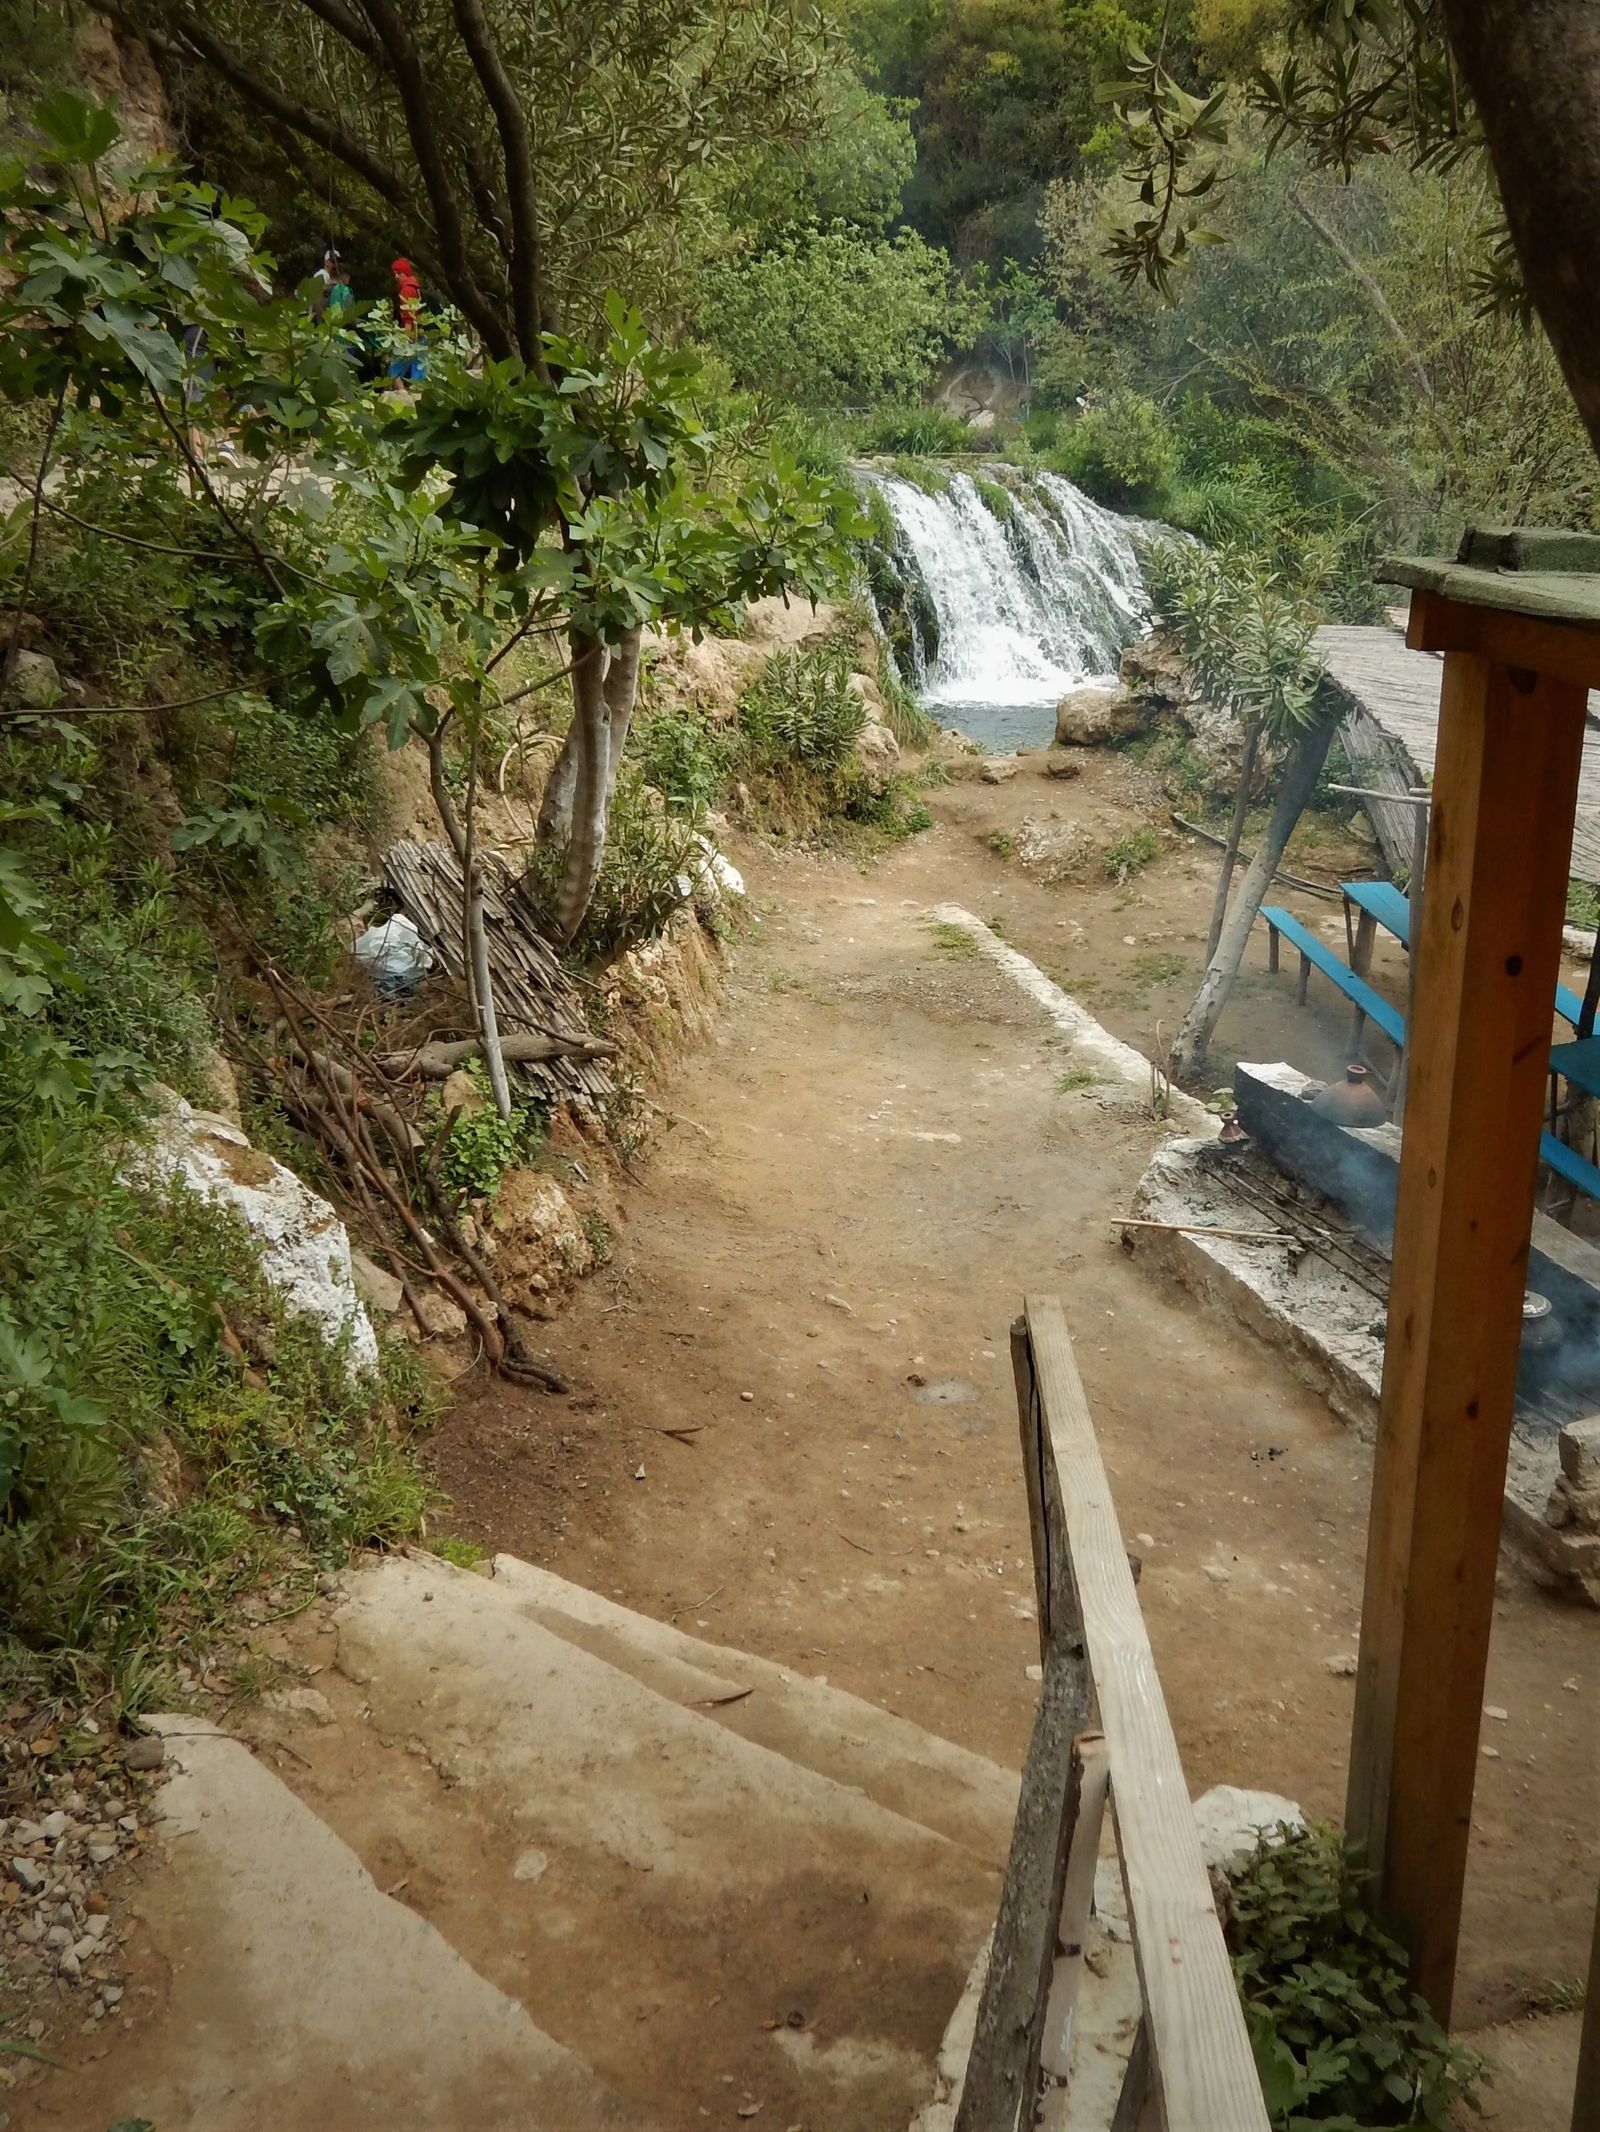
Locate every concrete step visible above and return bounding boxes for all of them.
[320,1550,1001,2132]
[11,1716,644,2132]
[487,1549,1020,1862]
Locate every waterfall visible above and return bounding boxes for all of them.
[865,466,1150,749]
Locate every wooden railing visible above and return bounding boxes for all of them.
[954,1295,1271,2132]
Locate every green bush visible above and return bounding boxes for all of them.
[632,704,730,820]
[1228,1825,1486,2130]
[0,1056,434,1702]
[737,647,865,771]
[436,1071,545,1200]
[1104,824,1159,881]
[859,403,977,456]
[1050,388,1180,509]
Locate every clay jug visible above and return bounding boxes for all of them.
[1310,1061,1388,1127]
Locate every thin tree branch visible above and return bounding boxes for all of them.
[7,381,67,672]
[355,0,513,360]
[449,0,551,369]
[101,3,417,220]
[1287,182,1440,419]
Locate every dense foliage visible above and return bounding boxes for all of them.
[1227,1826,1486,2129]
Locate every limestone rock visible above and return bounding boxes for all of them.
[441,1069,485,1115]
[1559,1415,1600,1489]
[266,1686,336,1725]
[195,1045,242,1125]
[1118,630,1190,711]
[1192,1784,1306,1880]
[1054,682,1142,747]
[1043,750,1083,781]
[410,1287,469,1341]
[856,717,900,774]
[350,1249,405,1316]
[3,649,62,709]
[491,1168,592,1307]
[129,1090,378,1378]
[978,756,1019,784]
[1016,815,1095,885]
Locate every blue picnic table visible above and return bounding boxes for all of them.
[1259,882,1600,1203]
[1341,878,1587,1026]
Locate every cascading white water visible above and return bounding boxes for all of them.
[867,466,1150,749]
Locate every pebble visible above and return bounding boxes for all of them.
[122,1737,164,1773]
[9,1860,44,1893]
[86,1845,116,1866]
[1483,1704,1508,1722]
[1202,1564,1231,1584]
[823,1294,854,1315]
[740,1391,754,1403]
[38,1814,66,1842]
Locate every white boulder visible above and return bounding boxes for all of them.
[132,1092,379,1378]
[1191,1784,1307,1879]
[1054,683,1143,747]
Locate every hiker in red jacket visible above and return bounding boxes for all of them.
[388,256,426,385]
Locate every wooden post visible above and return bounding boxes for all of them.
[1574,1877,1600,2132]
[1347,591,1594,2022]
[1393,796,1430,1123]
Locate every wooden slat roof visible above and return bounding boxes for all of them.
[1315,624,1600,884]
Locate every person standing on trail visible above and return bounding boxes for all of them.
[388,255,426,385]
[313,247,352,323]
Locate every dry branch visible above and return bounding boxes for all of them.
[376,1031,617,1079]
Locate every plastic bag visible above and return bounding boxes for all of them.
[353,912,434,997]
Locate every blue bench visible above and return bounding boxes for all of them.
[1342,877,1587,1027]
[1268,900,1600,1204]
[1540,1129,1600,1203]
[1261,904,1405,1050]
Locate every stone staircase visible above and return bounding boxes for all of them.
[19,1553,1018,2132]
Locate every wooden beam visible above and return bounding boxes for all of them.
[954,1641,1094,2132]
[1346,644,1589,2022]
[1573,1878,1600,2132]
[1407,588,1600,694]
[1023,1296,1269,2132]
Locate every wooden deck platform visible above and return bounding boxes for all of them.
[1315,623,1600,884]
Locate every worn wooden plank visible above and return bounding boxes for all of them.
[1315,623,1600,883]
[1012,1316,1053,1663]
[1574,1879,1600,2132]
[1037,1732,1111,2084]
[1345,648,1589,2021]
[954,1641,1094,2132]
[1021,1295,1269,2132]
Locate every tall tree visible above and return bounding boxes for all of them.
[1105,0,1600,462]
[96,0,851,967]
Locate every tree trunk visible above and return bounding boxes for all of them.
[1441,0,1600,459]
[1171,709,1339,1083]
[552,632,611,943]
[1205,716,1262,964]
[600,622,644,811]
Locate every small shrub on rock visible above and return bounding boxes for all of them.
[1227,1824,1487,2130]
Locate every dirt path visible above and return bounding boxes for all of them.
[431,751,1599,2035]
